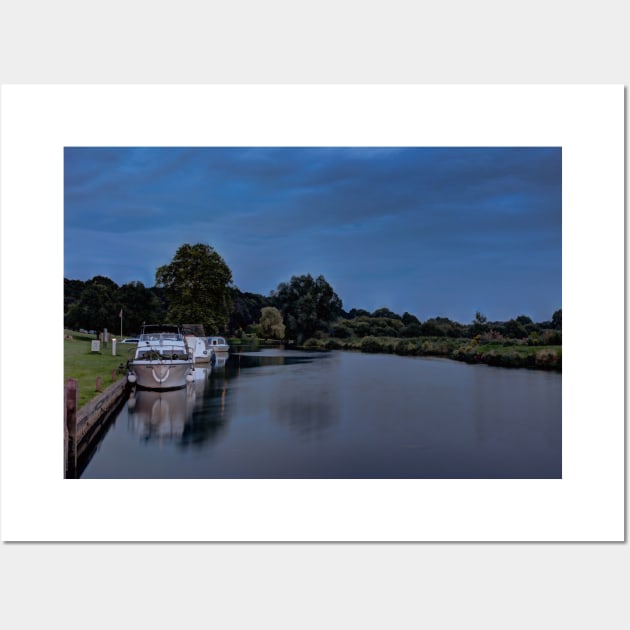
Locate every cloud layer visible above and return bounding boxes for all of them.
[64,147,561,322]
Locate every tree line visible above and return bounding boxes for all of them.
[65,242,562,344]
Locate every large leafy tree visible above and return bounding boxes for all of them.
[64,278,86,314]
[117,281,165,335]
[552,309,562,330]
[155,243,234,334]
[503,318,528,339]
[64,276,119,332]
[229,289,271,334]
[469,311,489,337]
[420,316,464,338]
[371,307,401,320]
[272,274,343,342]
[347,308,370,319]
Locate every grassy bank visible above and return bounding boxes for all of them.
[64,330,134,408]
[302,335,562,371]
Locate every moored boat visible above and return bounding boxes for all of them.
[127,324,194,390]
[184,334,214,364]
[207,336,230,353]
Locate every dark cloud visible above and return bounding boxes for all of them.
[64,147,561,322]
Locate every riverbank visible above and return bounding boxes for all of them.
[65,329,561,413]
[302,335,562,371]
[64,330,133,408]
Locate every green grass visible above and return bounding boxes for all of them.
[64,330,135,409]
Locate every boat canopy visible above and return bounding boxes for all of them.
[141,324,182,335]
[139,324,185,342]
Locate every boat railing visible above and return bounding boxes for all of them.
[134,345,193,362]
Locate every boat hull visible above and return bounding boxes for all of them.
[207,337,230,353]
[129,360,193,390]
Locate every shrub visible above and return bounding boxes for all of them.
[361,336,382,353]
[527,332,540,346]
[395,340,416,355]
[303,337,324,349]
[541,330,562,345]
[481,329,504,343]
[535,349,561,369]
[401,323,422,337]
[331,321,352,339]
[325,338,344,350]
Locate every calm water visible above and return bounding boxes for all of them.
[80,348,562,479]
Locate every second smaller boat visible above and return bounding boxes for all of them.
[207,336,230,353]
[185,334,214,364]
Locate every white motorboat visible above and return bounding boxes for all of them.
[185,334,213,364]
[207,336,230,353]
[127,324,194,390]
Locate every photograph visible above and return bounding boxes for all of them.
[2,84,622,543]
[64,146,562,480]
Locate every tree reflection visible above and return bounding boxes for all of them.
[268,362,340,439]
[271,392,337,438]
[179,371,232,448]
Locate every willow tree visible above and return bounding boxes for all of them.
[155,243,234,334]
[259,306,286,339]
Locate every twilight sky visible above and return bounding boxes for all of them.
[64,147,561,323]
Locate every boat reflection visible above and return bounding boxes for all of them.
[191,365,211,393]
[176,369,232,447]
[127,385,197,441]
[213,352,229,369]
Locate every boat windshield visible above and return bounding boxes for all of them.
[139,332,182,342]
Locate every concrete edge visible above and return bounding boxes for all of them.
[76,377,130,445]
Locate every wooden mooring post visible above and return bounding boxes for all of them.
[65,378,78,478]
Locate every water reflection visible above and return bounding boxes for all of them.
[191,365,211,394]
[213,352,229,370]
[82,348,562,479]
[127,386,196,442]
[271,391,337,438]
[232,350,316,370]
[179,367,232,447]
[471,364,561,458]
[268,355,339,438]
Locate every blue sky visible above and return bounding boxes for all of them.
[64,147,561,323]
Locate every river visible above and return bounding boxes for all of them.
[80,347,561,479]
